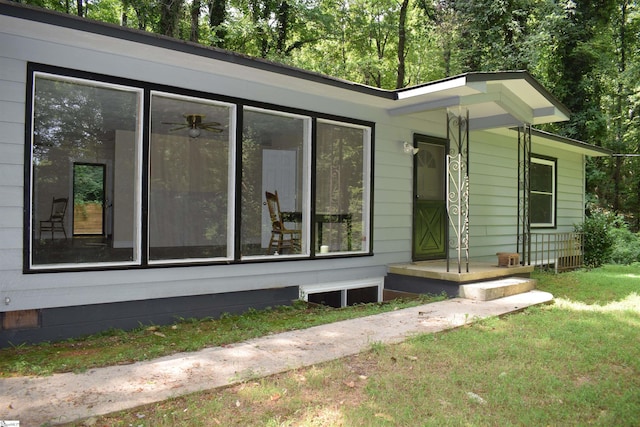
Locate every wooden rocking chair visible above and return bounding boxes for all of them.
[265,191,301,254]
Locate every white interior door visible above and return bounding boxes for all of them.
[262,149,298,247]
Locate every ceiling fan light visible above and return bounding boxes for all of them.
[188,127,201,138]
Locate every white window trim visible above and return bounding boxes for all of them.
[242,106,313,259]
[29,73,145,270]
[147,91,237,265]
[316,119,372,255]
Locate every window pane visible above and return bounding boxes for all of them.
[416,142,445,201]
[241,109,309,257]
[530,162,553,193]
[530,193,553,225]
[316,122,369,253]
[31,75,141,266]
[149,93,233,261]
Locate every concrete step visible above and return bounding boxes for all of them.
[458,277,536,301]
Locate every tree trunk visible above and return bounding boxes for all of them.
[190,0,201,43]
[208,0,226,47]
[276,1,290,55]
[612,1,628,214]
[76,0,84,17]
[158,0,183,38]
[396,0,409,89]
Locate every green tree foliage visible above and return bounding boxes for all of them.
[575,210,615,268]
[449,0,535,72]
[74,165,104,205]
[609,225,640,264]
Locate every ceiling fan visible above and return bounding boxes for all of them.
[163,114,223,138]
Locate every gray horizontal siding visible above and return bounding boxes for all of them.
[0,54,26,278]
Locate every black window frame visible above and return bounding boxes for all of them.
[529,154,557,229]
[23,63,375,273]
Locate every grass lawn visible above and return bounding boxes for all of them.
[66,264,640,426]
[3,265,639,426]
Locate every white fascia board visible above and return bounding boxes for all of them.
[531,106,570,124]
[395,76,471,100]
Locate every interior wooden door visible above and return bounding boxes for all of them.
[413,137,447,260]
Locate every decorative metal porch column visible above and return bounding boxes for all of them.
[517,124,532,265]
[446,109,470,273]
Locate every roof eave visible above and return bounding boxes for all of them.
[527,128,612,157]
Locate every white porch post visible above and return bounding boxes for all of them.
[446,108,470,273]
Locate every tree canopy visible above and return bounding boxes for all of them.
[15,0,640,229]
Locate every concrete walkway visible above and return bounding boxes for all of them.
[0,291,553,426]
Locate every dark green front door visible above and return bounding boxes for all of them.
[413,136,447,260]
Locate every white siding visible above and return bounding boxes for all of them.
[0,55,26,282]
[466,129,586,262]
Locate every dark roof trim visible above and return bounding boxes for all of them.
[529,128,612,156]
[0,0,395,99]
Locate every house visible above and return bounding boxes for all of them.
[0,1,610,346]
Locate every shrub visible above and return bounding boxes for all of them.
[575,210,615,268]
[609,226,640,264]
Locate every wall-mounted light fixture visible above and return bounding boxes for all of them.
[403,141,419,155]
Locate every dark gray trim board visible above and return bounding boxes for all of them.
[0,287,298,347]
[385,274,460,298]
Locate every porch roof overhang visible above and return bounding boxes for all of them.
[524,128,612,157]
[388,72,571,131]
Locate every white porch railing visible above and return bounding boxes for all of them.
[529,232,584,273]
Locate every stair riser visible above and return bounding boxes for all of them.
[459,279,536,301]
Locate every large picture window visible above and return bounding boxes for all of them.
[316,120,371,254]
[26,67,372,271]
[30,73,142,267]
[149,93,235,262]
[530,156,556,228]
[241,108,310,258]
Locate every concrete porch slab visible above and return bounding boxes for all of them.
[388,260,534,283]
